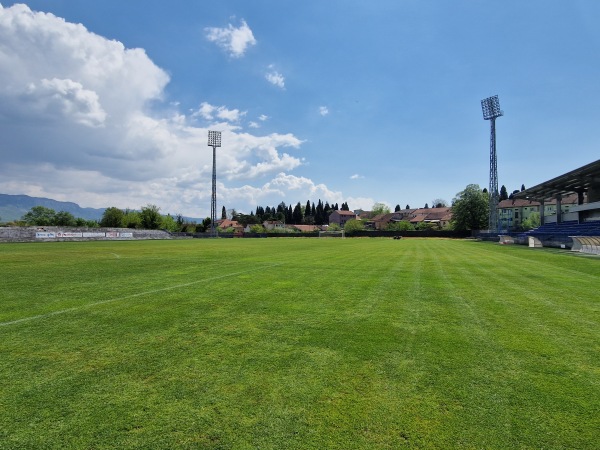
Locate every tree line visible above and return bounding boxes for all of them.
[15,204,204,233]
[12,182,522,233]
[225,200,351,227]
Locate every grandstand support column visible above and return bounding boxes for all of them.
[540,199,545,226]
[556,194,562,224]
[589,182,600,203]
[577,190,585,224]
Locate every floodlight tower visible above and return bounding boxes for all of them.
[208,130,221,237]
[481,95,503,232]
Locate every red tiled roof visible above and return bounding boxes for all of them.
[292,225,320,232]
[218,220,240,229]
[409,214,429,223]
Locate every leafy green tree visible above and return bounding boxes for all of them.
[221,206,227,220]
[371,202,391,216]
[343,219,364,233]
[122,210,141,228]
[327,222,341,231]
[176,214,185,229]
[54,211,76,226]
[249,224,265,233]
[235,214,259,227]
[140,204,162,229]
[405,204,410,210]
[416,221,436,230]
[394,204,401,212]
[160,214,180,232]
[521,212,540,230]
[196,217,211,232]
[100,207,124,227]
[451,184,489,231]
[387,221,414,231]
[22,206,56,226]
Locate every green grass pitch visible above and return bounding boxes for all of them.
[0,238,598,449]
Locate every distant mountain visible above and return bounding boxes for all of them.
[0,194,105,222]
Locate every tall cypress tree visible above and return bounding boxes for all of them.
[315,200,324,225]
[293,202,303,224]
[277,202,286,215]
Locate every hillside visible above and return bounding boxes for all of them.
[0,194,105,222]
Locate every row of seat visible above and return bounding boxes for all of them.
[528,221,600,237]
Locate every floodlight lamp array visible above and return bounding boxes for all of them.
[481,95,503,120]
[208,130,222,147]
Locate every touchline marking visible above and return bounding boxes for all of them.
[0,264,282,328]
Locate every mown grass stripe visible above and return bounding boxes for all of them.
[0,263,282,327]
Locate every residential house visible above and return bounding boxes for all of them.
[328,210,358,228]
[372,207,452,229]
[371,211,411,230]
[217,219,244,234]
[263,220,285,231]
[497,194,579,231]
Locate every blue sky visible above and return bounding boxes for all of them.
[1,1,599,218]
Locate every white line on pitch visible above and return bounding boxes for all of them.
[0,264,282,328]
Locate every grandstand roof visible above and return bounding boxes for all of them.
[498,194,578,208]
[515,159,600,200]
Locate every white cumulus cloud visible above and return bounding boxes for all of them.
[265,66,285,89]
[23,78,107,127]
[319,106,329,116]
[194,102,246,122]
[205,19,256,58]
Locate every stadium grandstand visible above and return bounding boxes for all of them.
[507,159,600,251]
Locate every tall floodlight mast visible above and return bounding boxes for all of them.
[208,130,221,237]
[481,95,503,232]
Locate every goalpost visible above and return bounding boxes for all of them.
[318,230,345,239]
